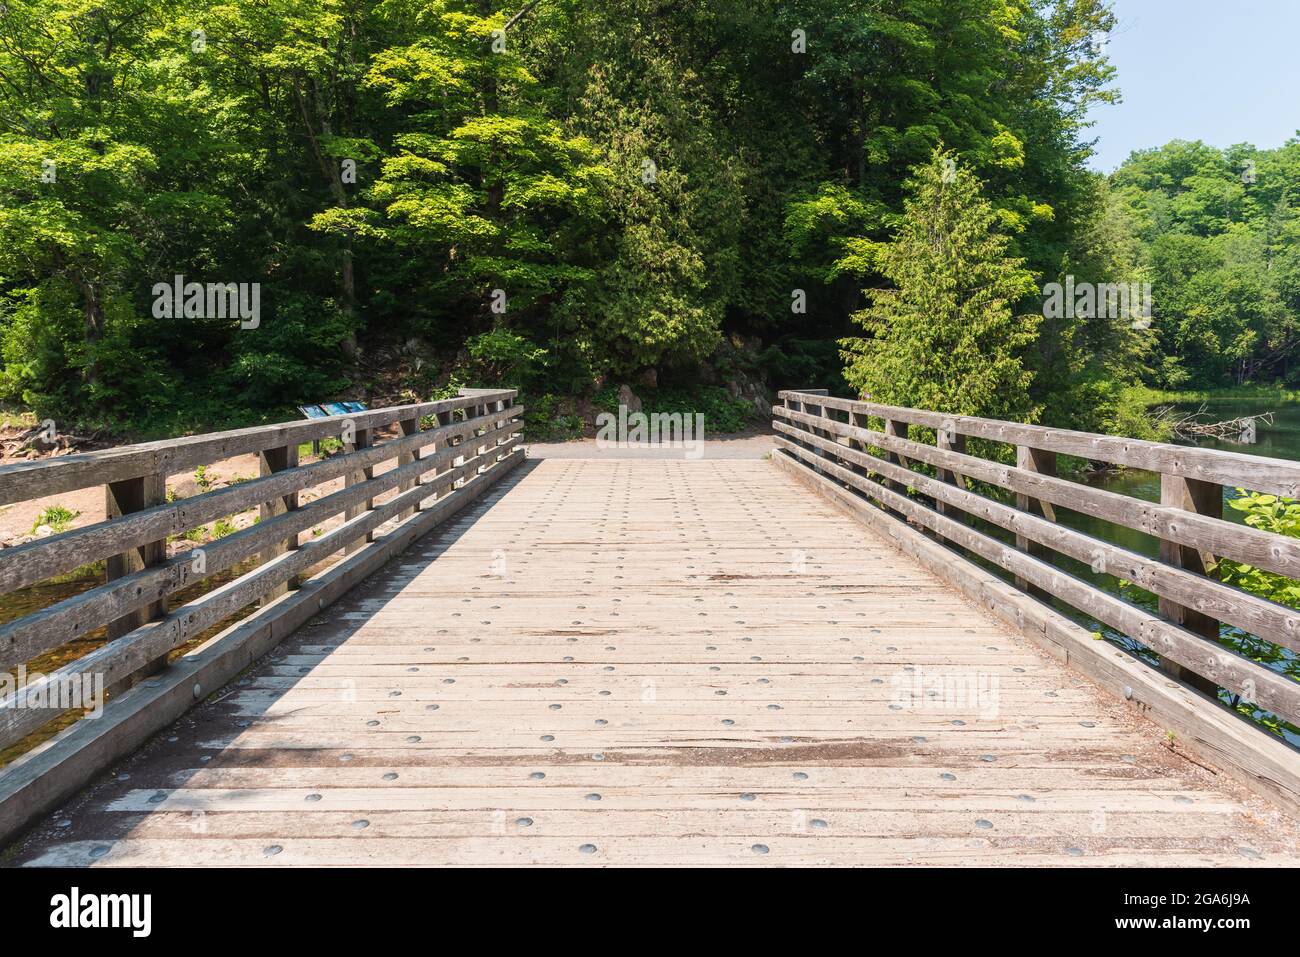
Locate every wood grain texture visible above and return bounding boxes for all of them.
[781,390,1300,497]
[774,403,1300,581]
[0,391,516,506]
[773,435,1300,726]
[0,448,524,844]
[10,456,1297,867]
[772,418,1300,658]
[0,416,522,672]
[0,404,520,595]
[771,448,1300,818]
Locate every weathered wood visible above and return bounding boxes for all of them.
[0,417,522,672]
[770,449,1300,819]
[344,426,374,553]
[105,472,168,684]
[773,420,1300,653]
[779,390,1300,498]
[0,439,524,748]
[1158,475,1223,698]
[935,420,967,528]
[1015,446,1057,596]
[774,403,1300,582]
[0,406,521,595]
[0,448,524,846]
[430,409,457,500]
[258,443,300,599]
[396,417,420,521]
[7,453,1297,865]
[883,420,911,501]
[0,391,516,507]
[773,436,1300,726]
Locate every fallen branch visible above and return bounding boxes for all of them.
[0,425,105,459]
[1152,403,1273,443]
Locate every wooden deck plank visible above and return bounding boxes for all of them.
[11,456,1299,867]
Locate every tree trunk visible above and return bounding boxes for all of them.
[296,77,359,360]
[75,272,103,388]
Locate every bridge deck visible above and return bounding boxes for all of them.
[11,454,1299,866]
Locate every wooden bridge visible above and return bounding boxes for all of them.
[1,389,1298,866]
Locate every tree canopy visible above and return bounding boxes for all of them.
[0,0,1280,439]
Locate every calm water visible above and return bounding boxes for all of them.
[1063,398,1300,746]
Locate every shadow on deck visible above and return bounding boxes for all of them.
[9,452,1299,866]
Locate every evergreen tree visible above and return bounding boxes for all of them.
[841,148,1040,420]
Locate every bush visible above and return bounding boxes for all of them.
[1221,492,1300,606]
[523,393,583,442]
[32,505,80,534]
[593,384,754,433]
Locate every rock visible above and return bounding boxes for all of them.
[636,368,658,389]
[34,524,54,537]
[617,384,642,414]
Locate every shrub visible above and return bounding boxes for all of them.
[32,505,80,534]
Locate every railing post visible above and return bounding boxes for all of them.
[431,408,458,503]
[782,394,805,457]
[884,419,911,496]
[344,426,374,553]
[397,416,420,521]
[488,398,508,465]
[470,398,488,471]
[785,389,829,472]
[935,420,968,530]
[1158,475,1222,697]
[795,394,820,473]
[848,409,872,481]
[1014,445,1056,596]
[259,443,300,597]
[106,473,168,672]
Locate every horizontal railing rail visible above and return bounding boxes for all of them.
[773,390,1300,732]
[794,393,1300,497]
[0,388,523,843]
[0,396,504,506]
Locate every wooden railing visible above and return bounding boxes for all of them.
[0,388,522,841]
[773,390,1300,810]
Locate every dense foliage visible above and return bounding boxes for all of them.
[1109,138,1300,390]
[0,0,1128,435]
[841,149,1041,422]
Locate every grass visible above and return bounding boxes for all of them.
[297,437,345,458]
[0,408,37,430]
[1131,384,1300,405]
[30,505,80,535]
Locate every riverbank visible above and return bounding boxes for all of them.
[1128,384,1300,406]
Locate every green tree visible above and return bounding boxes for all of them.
[322,1,610,335]
[0,0,182,418]
[548,2,744,379]
[841,149,1040,420]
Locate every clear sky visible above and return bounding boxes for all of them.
[1085,0,1300,172]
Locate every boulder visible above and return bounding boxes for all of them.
[617,384,643,414]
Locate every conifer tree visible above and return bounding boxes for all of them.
[841,148,1041,421]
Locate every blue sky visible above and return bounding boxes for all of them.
[1085,0,1300,172]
